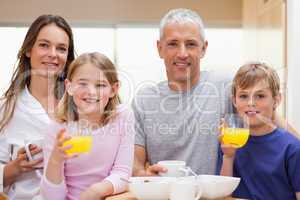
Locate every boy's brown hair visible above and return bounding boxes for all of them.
[232,62,280,98]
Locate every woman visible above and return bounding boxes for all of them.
[0,14,75,200]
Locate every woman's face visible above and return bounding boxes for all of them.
[26,23,69,79]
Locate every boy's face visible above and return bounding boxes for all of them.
[233,81,281,133]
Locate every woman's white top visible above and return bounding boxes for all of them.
[0,87,51,200]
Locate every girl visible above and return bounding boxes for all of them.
[0,15,75,199]
[40,52,135,200]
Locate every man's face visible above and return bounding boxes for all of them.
[157,22,207,89]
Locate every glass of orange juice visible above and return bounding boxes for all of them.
[0,192,8,200]
[221,114,249,148]
[63,135,92,154]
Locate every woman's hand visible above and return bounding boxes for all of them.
[3,145,43,187]
[15,145,43,172]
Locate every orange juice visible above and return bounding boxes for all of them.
[222,128,250,148]
[0,192,8,200]
[63,136,92,154]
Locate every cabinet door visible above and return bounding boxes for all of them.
[243,0,287,116]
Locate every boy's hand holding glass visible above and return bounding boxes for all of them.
[220,114,250,148]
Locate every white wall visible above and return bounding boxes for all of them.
[287,0,300,130]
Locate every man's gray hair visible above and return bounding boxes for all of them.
[159,8,206,41]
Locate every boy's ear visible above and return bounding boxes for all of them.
[65,79,73,96]
[110,82,120,98]
[273,93,282,110]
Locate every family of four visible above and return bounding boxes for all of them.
[0,8,299,200]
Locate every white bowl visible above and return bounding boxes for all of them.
[129,177,176,200]
[197,175,240,199]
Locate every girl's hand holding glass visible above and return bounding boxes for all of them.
[49,129,79,165]
[62,135,92,155]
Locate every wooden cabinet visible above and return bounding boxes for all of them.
[243,0,287,116]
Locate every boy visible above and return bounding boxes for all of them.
[218,62,300,200]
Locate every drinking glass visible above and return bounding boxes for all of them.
[63,121,93,154]
[221,114,249,148]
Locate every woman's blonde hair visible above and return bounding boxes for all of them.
[55,52,120,125]
[232,62,280,98]
[0,14,75,134]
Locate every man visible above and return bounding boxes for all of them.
[132,8,233,176]
[132,8,299,176]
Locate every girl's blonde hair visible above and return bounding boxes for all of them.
[232,62,280,98]
[0,14,75,134]
[55,52,120,125]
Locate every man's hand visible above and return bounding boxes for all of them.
[133,145,167,176]
[144,164,167,176]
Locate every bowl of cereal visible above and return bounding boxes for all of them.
[129,177,176,200]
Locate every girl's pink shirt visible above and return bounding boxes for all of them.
[40,105,135,200]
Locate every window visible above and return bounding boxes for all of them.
[0,27,27,93]
[0,26,243,103]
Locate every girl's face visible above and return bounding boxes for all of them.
[66,63,118,121]
[26,23,69,78]
[233,81,281,134]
